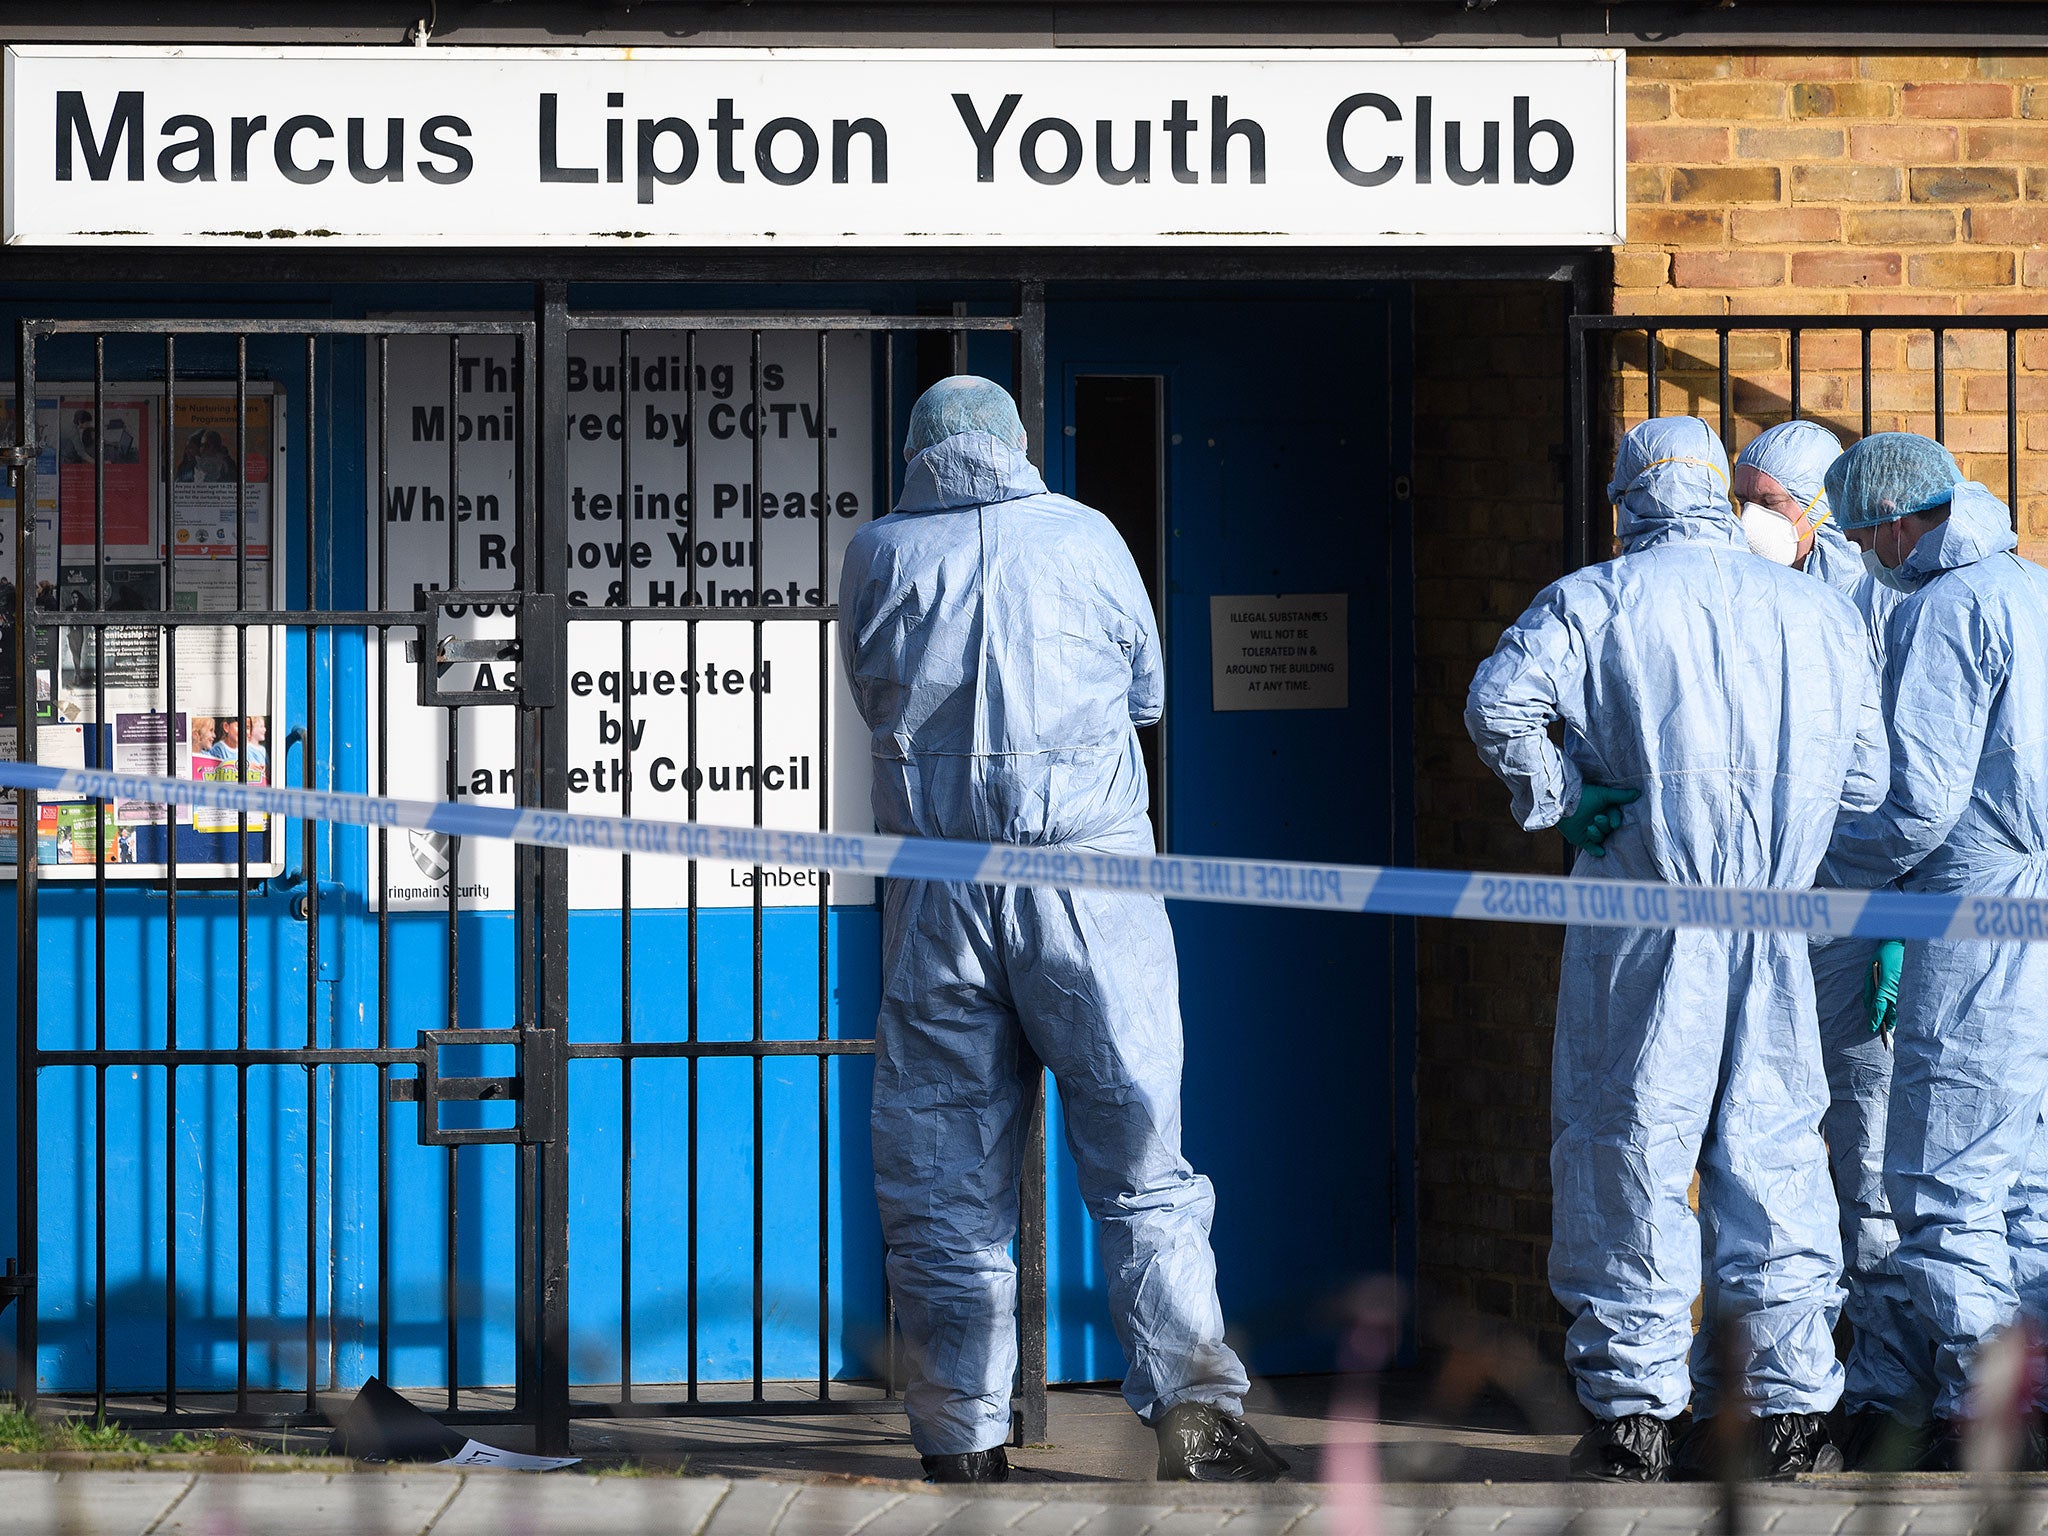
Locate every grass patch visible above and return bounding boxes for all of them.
[53,1419,155,1453]
[0,1401,266,1457]
[161,1430,268,1457]
[0,1404,149,1453]
[590,1459,692,1479]
[0,1405,50,1453]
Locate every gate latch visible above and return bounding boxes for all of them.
[409,589,564,710]
[388,1028,559,1146]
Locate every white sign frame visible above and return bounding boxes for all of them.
[5,44,1627,248]
[361,321,877,913]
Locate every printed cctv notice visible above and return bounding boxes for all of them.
[4,45,1625,247]
[1211,595,1348,713]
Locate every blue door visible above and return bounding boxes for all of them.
[1041,290,1415,1381]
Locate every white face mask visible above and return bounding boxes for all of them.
[1862,545,1916,594]
[1740,502,1800,565]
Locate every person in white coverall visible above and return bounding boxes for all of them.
[1467,416,1884,1483]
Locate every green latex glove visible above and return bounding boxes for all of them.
[1865,940,1904,1037]
[1557,785,1641,858]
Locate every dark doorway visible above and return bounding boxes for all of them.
[1046,294,1406,1382]
[1073,374,1167,842]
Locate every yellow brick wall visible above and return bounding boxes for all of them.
[1619,52,2048,560]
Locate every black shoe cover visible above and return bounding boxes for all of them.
[1755,1412,1844,1477]
[1917,1418,1963,1472]
[921,1447,1011,1484]
[1673,1412,1842,1480]
[1667,1415,1714,1483]
[1902,1415,2048,1473]
[1154,1401,1290,1482]
[1570,1414,1671,1483]
[2025,1414,2048,1473]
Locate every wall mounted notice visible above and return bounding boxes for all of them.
[1211,595,1348,712]
[366,329,874,913]
[4,45,1625,247]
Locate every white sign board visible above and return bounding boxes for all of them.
[4,45,1626,247]
[367,329,874,911]
[1210,594,1348,712]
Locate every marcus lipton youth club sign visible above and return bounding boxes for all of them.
[4,45,1624,247]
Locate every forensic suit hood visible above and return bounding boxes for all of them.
[1738,421,1839,526]
[1738,420,1856,579]
[1608,416,1736,553]
[1887,481,2018,593]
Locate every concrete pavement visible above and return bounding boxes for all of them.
[8,1468,2048,1536]
[13,1381,2046,1535]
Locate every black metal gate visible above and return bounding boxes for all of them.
[1567,312,2043,570]
[6,286,1049,1452]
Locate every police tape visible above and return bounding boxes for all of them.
[0,760,2042,944]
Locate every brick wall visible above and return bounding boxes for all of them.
[1410,281,1571,1354]
[1621,52,2048,561]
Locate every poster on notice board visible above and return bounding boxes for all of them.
[0,383,285,879]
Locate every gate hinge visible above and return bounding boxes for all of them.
[0,1258,33,1315]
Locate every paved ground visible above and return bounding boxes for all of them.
[63,1376,1576,1482]
[21,1377,2048,1534]
[559,1379,1581,1484]
[10,1468,2048,1536]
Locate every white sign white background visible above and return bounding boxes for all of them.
[5,45,1626,247]
[368,330,875,911]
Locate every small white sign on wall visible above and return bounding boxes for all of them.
[1210,594,1348,712]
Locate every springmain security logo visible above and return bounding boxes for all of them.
[409,828,451,884]
[390,827,492,903]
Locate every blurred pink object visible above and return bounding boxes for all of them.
[1321,1277,1404,1536]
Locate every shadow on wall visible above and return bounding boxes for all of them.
[1408,279,1571,1360]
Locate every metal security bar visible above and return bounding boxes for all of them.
[10,315,545,1437]
[1566,314,2047,572]
[4,287,1050,1452]
[551,297,1049,1441]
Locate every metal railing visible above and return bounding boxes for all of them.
[1568,314,2045,571]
